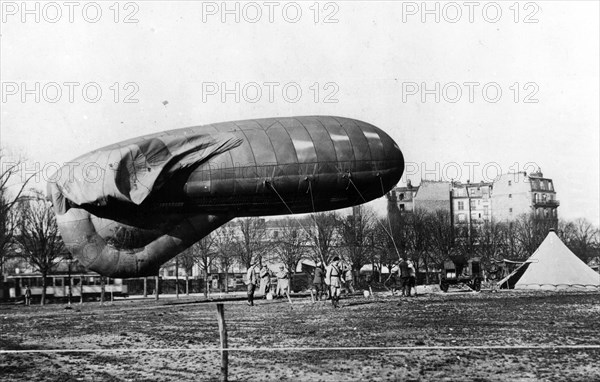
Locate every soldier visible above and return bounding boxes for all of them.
[326,256,344,308]
[398,257,411,297]
[407,259,417,297]
[275,265,289,299]
[259,265,272,298]
[313,262,325,301]
[246,264,258,306]
[24,285,32,306]
[343,264,355,294]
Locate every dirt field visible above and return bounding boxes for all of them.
[1,290,599,381]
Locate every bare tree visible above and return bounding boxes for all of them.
[373,197,406,284]
[237,217,267,269]
[339,206,376,281]
[1,152,36,277]
[473,219,507,266]
[177,247,197,296]
[306,211,339,265]
[501,221,526,260]
[189,233,217,298]
[513,213,555,259]
[405,209,435,282]
[15,192,66,305]
[560,218,599,263]
[274,218,306,291]
[214,223,239,293]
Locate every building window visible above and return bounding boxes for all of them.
[548,181,554,191]
[483,207,489,215]
[508,180,512,186]
[400,204,405,211]
[458,214,466,222]
[509,208,513,213]
[509,194,512,198]
[399,193,404,201]
[458,201,464,211]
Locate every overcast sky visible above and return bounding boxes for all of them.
[1,1,598,225]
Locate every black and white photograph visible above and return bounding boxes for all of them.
[1,1,599,381]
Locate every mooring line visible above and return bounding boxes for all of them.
[3,345,600,354]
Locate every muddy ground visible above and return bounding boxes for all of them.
[1,290,599,381]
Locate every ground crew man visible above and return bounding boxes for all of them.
[407,259,417,297]
[246,264,259,306]
[276,265,290,298]
[25,285,32,306]
[259,265,272,298]
[313,262,325,301]
[343,264,355,294]
[398,257,411,297]
[326,256,344,308]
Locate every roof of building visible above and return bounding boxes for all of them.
[414,180,451,201]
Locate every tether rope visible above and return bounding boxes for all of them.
[265,180,326,265]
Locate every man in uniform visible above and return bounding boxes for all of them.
[343,264,355,294]
[326,256,344,308]
[407,258,417,297]
[313,262,325,301]
[398,257,411,297]
[275,265,289,299]
[246,264,258,306]
[25,285,32,306]
[259,265,272,298]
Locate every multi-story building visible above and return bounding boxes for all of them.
[412,180,452,213]
[388,179,419,212]
[387,168,558,230]
[491,169,559,224]
[451,181,493,223]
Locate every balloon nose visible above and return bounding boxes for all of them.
[382,142,405,193]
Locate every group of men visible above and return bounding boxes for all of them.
[245,264,291,306]
[396,257,417,297]
[246,256,416,307]
[312,256,354,308]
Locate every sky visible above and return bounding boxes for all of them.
[1,1,598,225]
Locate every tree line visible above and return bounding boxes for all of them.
[2,150,599,302]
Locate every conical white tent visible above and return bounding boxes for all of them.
[498,230,600,290]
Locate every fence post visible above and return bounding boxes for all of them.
[100,276,105,305]
[216,303,228,382]
[155,276,160,301]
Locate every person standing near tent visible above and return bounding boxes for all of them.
[246,264,259,306]
[259,265,273,298]
[326,256,345,308]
